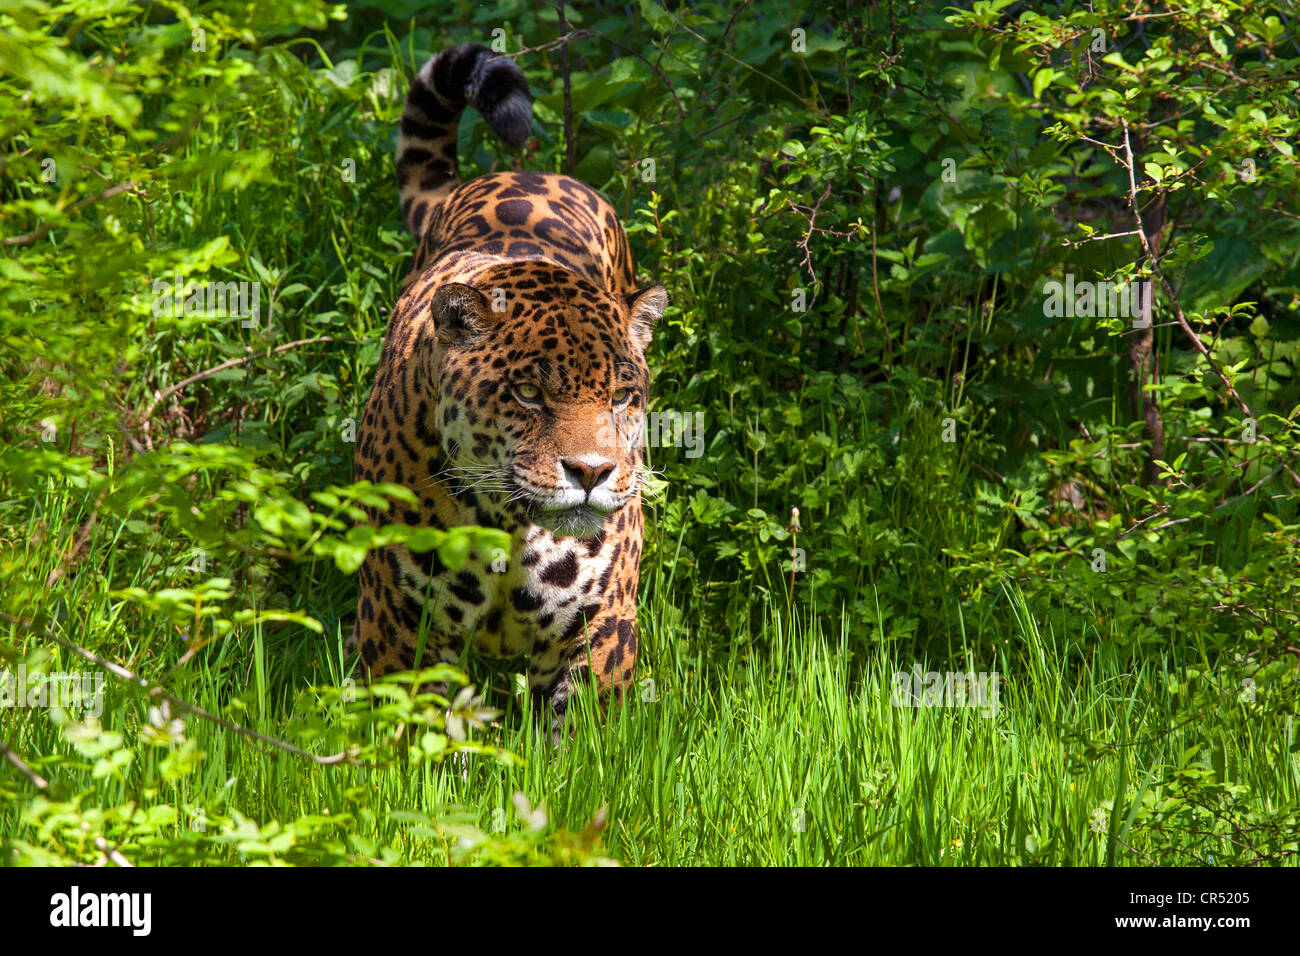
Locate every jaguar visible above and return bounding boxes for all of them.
[352,43,667,735]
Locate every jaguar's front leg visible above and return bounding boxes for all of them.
[355,546,461,688]
[528,606,638,742]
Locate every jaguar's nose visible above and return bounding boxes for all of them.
[562,457,615,492]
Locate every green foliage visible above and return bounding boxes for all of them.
[1,0,1297,865]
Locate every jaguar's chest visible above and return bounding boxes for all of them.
[392,521,629,659]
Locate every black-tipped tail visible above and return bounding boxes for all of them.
[396,44,532,239]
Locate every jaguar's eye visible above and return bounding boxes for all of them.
[612,387,632,406]
[513,383,542,404]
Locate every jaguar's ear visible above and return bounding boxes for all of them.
[431,283,494,347]
[623,284,668,352]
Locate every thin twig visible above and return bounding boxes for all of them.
[1061,228,1142,247]
[1149,466,1284,531]
[1122,121,1253,419]
[94,835,133,867]
[1121,461,1285,537]
[787,508,800,604]
[139,336,335,445]
[556,2,575,176]
[3,181,144,246]
[1113,833,1164,867]
[510,28,686,119]
[511,29,593,58]
[869,186,893,369]
[0,738,50,791]
[787,183,855,290]
[664,9,825,118]
[0,611,360,767]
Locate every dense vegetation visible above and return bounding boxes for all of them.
[1,0,1297,865]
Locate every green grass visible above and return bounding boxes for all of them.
[4,477,1295,866]
[3,0,1299,869]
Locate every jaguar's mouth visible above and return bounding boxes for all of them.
[530,502,612,538]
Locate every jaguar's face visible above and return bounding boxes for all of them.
[431,273,666,537]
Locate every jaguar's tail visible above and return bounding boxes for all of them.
[396,43,532,239]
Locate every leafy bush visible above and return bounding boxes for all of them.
[2,0,1297,865]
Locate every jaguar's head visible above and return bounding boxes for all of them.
[430,268,667,538]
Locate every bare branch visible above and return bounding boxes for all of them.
[0,738,49,791]
[1122,120,1253,420]
[555,2,575,177]
[94,835,134,867]
[3,181,144,247]
[0,611,360,767]
[139,336,336,448]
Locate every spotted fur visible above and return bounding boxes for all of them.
[353,43,667,734]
